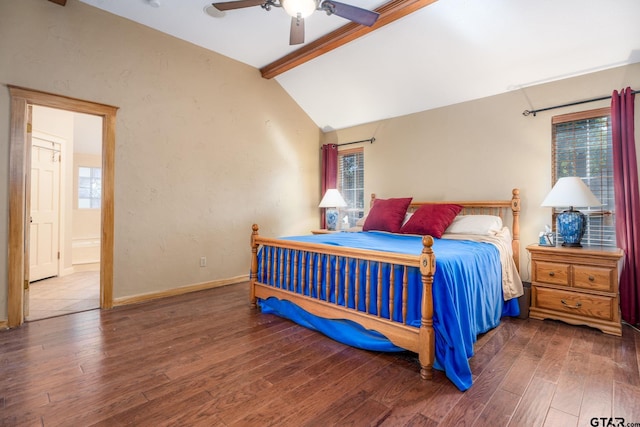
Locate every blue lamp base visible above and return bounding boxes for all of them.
[557,209,586,247]
[326,208,339,231]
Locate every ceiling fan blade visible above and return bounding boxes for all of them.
[322,1,379,26]
[290,16,305,45]
[211,0,265,11]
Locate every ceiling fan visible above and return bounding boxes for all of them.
[211,0,380,45]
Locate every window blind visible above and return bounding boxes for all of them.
[338,147,364,227]
[552,107,615,247]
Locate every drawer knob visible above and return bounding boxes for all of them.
[549,271,555,277]
[588,275,595,282]
[561,299,582,309]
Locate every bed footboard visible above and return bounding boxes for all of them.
[250,224,436,380]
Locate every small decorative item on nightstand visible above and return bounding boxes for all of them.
[319,189,347,231]
[538,225,555,246]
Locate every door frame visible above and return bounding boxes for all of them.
[8,86,118,327]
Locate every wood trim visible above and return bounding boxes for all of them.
[256,236,422,265]
[551,107,611,124]
[24,106,32,317]
[338,146,363,156]
[7,95,27,326]
[260,0,438,79]
[101,112,116,309]
[511,188,521,272]
[113,275,249,307]
[7,85,118,326]
[8,86,118,116]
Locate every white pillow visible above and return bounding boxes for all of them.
[402,212,413,226]
[445,215,503,235]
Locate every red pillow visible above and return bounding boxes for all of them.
[400,204,463,238]
[363,197,413,233]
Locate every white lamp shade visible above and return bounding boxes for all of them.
[541,177,602,208]
[319,189,347,208]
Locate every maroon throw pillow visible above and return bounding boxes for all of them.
[362,197,413,233]
[400,204,463,238]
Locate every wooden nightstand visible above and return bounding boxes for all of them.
[311,229,339,234]
[526,244,624,336]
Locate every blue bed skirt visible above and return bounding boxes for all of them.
[256,232,520,391]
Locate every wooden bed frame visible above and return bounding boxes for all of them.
[250,188,521,380]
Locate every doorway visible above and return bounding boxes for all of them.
[25,107,103,321]
[7,86,117,328]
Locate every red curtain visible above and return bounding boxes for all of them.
[611,87,639,326]
[320,144,338,228]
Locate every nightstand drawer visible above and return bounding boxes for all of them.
[574,265,614,292]
[535,287,614,321]
[534,261,570,286]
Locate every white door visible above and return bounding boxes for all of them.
[29,137,61,282]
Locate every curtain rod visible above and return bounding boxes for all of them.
[337,137,375,147]
[522,90,639,117]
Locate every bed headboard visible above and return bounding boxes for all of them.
[370,189,521,272]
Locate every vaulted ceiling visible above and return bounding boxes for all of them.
[76,0,640,130]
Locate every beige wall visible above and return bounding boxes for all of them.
[0,0,320,319]
[1,1,638,321]
[328,63,640,281]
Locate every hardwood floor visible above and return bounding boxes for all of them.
[2,282,639,426]
[26,270,100,321]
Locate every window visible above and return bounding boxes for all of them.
[552,107,615,246]
[338,147,364,227]
[78,166,102,209]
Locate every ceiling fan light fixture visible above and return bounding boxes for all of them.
[282,0,316,18]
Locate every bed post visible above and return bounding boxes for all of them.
[510,189,521,273]
[418,235,436,380]
[250,224,259,308]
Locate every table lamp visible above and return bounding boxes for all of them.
[319,189,347,231]
[541,177,602,247]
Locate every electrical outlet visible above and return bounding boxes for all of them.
[200,256,207,267]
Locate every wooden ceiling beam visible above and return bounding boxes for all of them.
[260,0,437,79]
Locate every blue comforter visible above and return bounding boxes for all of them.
[257,231,519,391]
